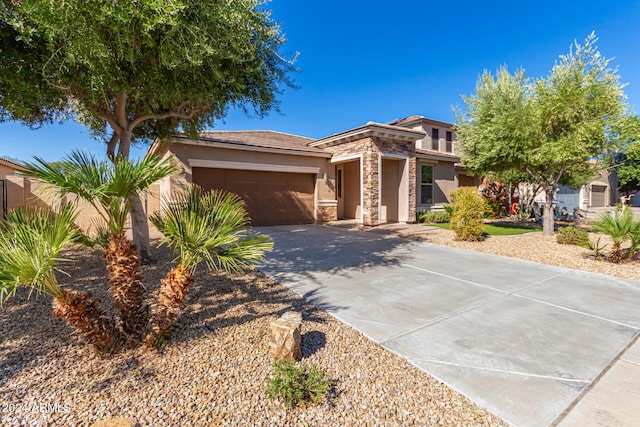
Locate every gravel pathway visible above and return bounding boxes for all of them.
[1,242,506,426]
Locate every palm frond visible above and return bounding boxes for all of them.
[152,184,273,273]
[77,217,112,250]
[593,208,635,246]
[23,152,108,205]
[0,205,80,305]
[213,233,274,273]
[24,151,177,236]
[109,154,178,198]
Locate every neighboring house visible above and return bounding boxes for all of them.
[0,156,27,217]
[149,115,478,226]
[540,164,618,212]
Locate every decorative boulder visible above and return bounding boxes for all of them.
[269,311,302,361]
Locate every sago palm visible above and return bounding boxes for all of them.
[0,205,120,354]
[24,151,177,338]
[592,208,636,263]
[147,184,273,347]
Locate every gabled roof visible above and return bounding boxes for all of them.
[389,115,456,129]
[183,130,326,154]
[0,156,25,170]
[310,122,425,148]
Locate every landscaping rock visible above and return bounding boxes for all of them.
[269,311,302,361]
[0,243,508,426]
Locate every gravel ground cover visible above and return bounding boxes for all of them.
[3,222,637,427]
[1,241,507,427]
[397,224,640,281]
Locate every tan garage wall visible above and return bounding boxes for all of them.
[162,143,335,223]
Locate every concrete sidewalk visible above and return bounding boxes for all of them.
[257,224,640,427]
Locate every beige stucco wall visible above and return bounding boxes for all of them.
[416,160,456,207]
[3,176,161,237]
[407,123,456,154]
[342,160,361,219]
[434,162,456,204]
[381,159,400,222]
[0,164,20,178]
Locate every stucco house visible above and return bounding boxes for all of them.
[148,114,619,227]
[149,115,478,226]
[0,156,27,217]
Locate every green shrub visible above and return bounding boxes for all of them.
[586,235,607,260]
[593,208,640,263]
[450,187,484,241]
[266,360,330,407]
[557,226,590,247]
[417,211,451,224]
[483,198,502,219]
[443,204,454,215]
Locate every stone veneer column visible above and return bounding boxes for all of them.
[407,156,417,222]
[361,148,379,226]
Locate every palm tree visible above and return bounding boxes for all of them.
[24,151,177,338]
[626,214,640,260]
[592,208,637,263]
[0,205,120,354]
[146,184,273,347]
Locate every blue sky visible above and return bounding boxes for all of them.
[1,0,640,162]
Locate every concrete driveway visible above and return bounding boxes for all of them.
[256,224,640,427]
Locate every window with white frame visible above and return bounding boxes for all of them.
[420,164,434,205]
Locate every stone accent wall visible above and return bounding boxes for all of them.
[316,200,337,223]
[362,150,378,225]
[373,136,417,223]
[325,136,417,226]
[408,156,417,222]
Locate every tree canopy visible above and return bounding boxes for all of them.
[455,33,629,235]
[1,0,295,155]
[1,0,296,258]
[614,115,640,196]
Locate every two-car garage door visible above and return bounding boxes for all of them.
[192,167,315,226]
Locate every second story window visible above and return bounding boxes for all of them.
[431,128,439,150]
[445,131,453,153]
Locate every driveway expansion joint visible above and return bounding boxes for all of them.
[413,358,591,384]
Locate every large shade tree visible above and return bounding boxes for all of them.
[615,116,640,197]
[0,0,295,259]
[455,34,629,235]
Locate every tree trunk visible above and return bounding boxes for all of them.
[543,186,555,236]
[146,266,194,347]
[52,289,122,355]
[130,195,152,263]
[104,233,147,338]
[117,128,153,263]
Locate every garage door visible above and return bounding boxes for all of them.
[591,185,606,207]
[192,168,315,226]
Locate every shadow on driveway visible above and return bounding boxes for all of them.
[256,224,416,281]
